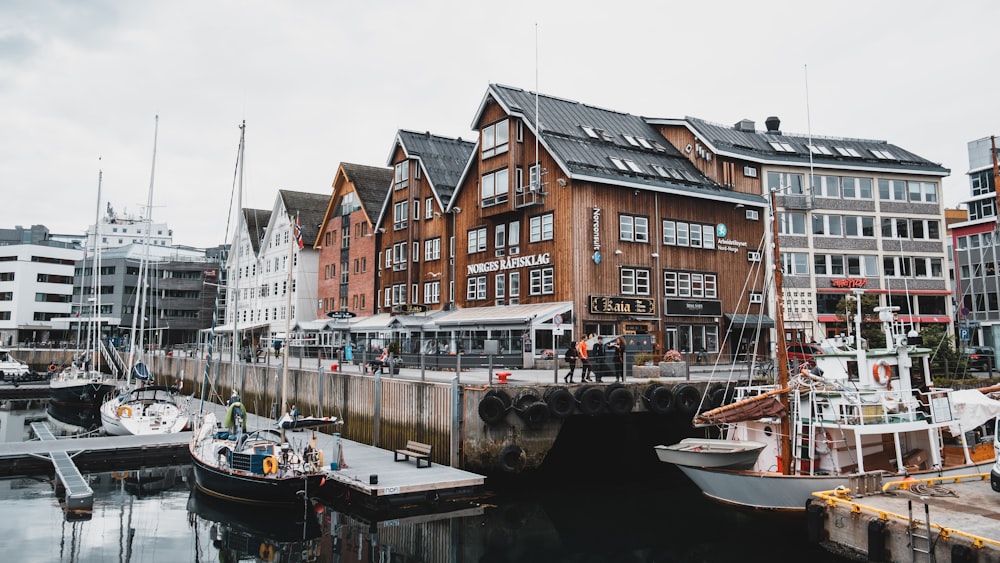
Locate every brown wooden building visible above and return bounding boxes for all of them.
[441,85,770,361]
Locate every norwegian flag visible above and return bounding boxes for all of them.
[294,214,304,250]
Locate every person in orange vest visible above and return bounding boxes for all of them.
[576,334,592,382]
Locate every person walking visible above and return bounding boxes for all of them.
[614,335,626,382]
[592,335,606,382]
[576,334,591,382]
[564,341,579,383]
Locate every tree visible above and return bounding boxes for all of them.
[835,293,885,349]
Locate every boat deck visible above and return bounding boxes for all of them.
[812,474,1000,561]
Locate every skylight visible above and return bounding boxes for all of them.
[623,134,640,147]
[637,137,653,149]
[769,141,795,153]
[651,164,670,178]
[624,159,643,173]
[871,149,897,160]
[610,157,628,171]
[808,144,833,155]
[834,146,862,157]
[582,126,599,139]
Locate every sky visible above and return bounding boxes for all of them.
[2,0,998,249]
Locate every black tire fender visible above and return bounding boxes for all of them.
[606,385,634,415]
[478,394,509,425]
[673,384,701,416]
[575,386,605,416]
[513,388,541,411]
[520,401,550,428]
[497,444,526,473]
[707,383,727,409]
[543,387,575,418]
[642,384,674,415]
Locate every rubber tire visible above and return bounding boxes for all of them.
[673,384,701,416]
[606,385,634,415]
[543,387,575,418]
[485,388,512,408]
[478,394,509,425]
[575,386,605,416]
[514,389,541,411]
[521,401,550,428]
[707,383,726,409]
[642,384,674,415]
[497,444,525,473]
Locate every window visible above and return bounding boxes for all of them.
[529,267,554,295]
[871,149,896,160]
[779,212,807,235]
[807,144,833,155]
[394,161,408,190]
[907,181,938,203]
[766,171,804,194]
[619,215,649,242]
[620,268,651,295]
[413,198,421,220]
[495,223,506,250]
[392,242,407,270]
[424,237,441,261]
[781,252,809,275]
[424,281,441,304]
[393,200,408,230]
[482,120,509,159]
[468,227,487,253]
[467,276,487,300]
[878,179,907,201]
[413,241,419,262]
[834,146,862,157]
[769,141,795,152]
[509,272,520,299]
[495,273,505,298]
[425,197,434,219]
[663,271,717,298]
[481,168,509,207]
[529,213,553,242]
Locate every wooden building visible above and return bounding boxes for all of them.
[442,85,769,362]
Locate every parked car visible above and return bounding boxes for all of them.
[786,343,824,368]
[964,346,996,372]
[992,440,1000,493]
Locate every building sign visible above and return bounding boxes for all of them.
[664,298,722,317]
[831,278,867,289]
[326,310,357,319]
[392,304,427,314]
[589,295,656,316]
[717,238,747,254]
[623,324,648,333]
[466,253,551,275]
[592,207,602,264]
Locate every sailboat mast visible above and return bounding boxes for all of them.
[91,168,104,371]
[769,189,792,475]
[280,210,296,418]
[128,115,159,378]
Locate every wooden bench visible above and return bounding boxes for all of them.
[394,440,432,468]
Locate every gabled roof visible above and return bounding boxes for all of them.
[473,84,765,207]
[390,130,475,204]
[649,116,949,176]
[242,209,270,253]
[278,190,330,247]
[340,162,392,221]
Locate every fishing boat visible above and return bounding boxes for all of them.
[49,168,121,408]
[655,191,1000,510]
[100,116,190,437]
[188,122,339,505]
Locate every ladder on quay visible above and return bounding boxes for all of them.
[907,499,935,563]
[29,422,93,512]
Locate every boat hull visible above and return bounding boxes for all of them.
[675,461,997,511]
[49,381,118,408]
[190,453,327,506]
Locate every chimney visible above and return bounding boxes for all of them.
[734,119,755,132]
[765,116,781,135]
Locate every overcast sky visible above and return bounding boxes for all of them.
[2,1,997,249]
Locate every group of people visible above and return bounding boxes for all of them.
[563,334,626,383]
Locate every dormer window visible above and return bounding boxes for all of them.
[482,120,509,159]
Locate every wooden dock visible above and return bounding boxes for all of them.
[0,398,486,513]
[808,473,1000,562]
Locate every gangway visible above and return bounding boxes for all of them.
[29,422,93,512]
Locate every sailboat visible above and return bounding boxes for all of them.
[49,167,121,408]
[188,122,339,505]
[655,190,1000,510]
[100,116,190,436]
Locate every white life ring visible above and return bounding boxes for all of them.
[872,360,891,385]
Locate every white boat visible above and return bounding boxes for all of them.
[655,438,767,470]
[99,117,190,437]
[656,193,1000,510]
[0,348,32,382]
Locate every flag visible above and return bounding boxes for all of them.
[294,214,304,250]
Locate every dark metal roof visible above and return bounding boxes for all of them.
[483,84,766,206]
[672,116,949,175]
[394,130,475,204]
[242,209,270,253]
[278,190,330,247]
[340,162,392,221]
